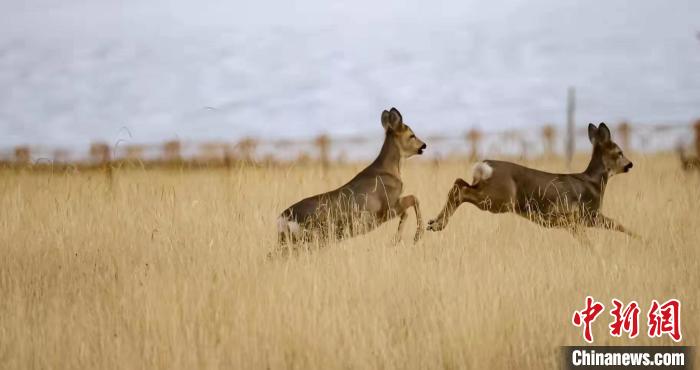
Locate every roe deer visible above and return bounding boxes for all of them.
[277,108,427,245]
[427,123,638,239]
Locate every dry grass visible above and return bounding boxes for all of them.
[0,153,698,369]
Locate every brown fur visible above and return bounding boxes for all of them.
[427,123,638,240]
[277,108,427,246]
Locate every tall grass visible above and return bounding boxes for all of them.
[0,153,697,369]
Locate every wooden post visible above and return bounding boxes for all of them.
[315,134,330,172]
[565,87,576,170]
[163,140,182,164]
[542,125,556,158]
[618,122,631,151]
[90,143,111,163]
[466,128,482,161]
[90,142,112,180]
[223,144,235,169]
[14,146,31,168]
[237,138,258,164]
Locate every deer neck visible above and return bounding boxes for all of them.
[583,146,609,191]
[370,133,403,178]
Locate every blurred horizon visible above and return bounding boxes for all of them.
[1,0,699,151]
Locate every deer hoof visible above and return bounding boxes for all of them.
[426,219,444,232]
[413,230,423,243]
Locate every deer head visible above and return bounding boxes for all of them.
[588,123,633,176]
[381,107,427,157]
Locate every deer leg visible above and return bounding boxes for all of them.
[392,211,409,244]
[567,223,592,246]
[410,196,423,243]
[393,195,423,243]
[592,214,640,239]
[427,178,470,232]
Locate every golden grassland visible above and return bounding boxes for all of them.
[0,153,698,369]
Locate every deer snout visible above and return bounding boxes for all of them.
[417,143,427,155]
[624,162,633,172]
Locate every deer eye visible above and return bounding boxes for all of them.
[409,134,416,139]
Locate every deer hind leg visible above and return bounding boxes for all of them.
[271,215,318,259]
[567,222,592,247]
[592,213,640,239]
[427,178,473,232]
[393,195,423,244]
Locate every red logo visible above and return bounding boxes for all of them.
[572,296,605,343]
[647,299,682,342]
[609,299,640,338]
[572,297,682,343]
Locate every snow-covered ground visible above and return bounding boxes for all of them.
[1,0,699,155]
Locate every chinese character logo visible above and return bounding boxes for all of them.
[572,296,605,343]
[609,299,640,338]
[648,299,682,342]
[572,297,682,343]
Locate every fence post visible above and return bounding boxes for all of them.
[315,134,330,172]
[618,122,631,151]
[565,87,576,170]
[542,125,556,158]
[466,128,482,161]
[237,138,258,164]
[15,146,31,166]
[163,140,182,166]
[14,146,30,167]
[223,145,235,169]
[90,142,112,181]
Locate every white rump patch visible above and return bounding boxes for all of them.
[287,221,301,234]
[276,216,301,234]
[276,216,288,233]
[472,162,493,183]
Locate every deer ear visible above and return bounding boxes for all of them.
[381,110,391,130]
[588,123,598,144]
[389,107,403,124]
[597,122,611,142]
[381,107,402,131]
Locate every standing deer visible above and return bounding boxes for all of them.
[277,108,427,246]
[427,123,638,239]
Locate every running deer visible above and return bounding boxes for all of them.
[277,108,427,245]
[427,123,638,239]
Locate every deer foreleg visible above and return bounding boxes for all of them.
[392,211,409,244]
[592,214,640,239]
[393,195,423,243]
[427,178,469,232]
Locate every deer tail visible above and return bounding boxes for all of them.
[472,161,493,184]
[276,214,301,244]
